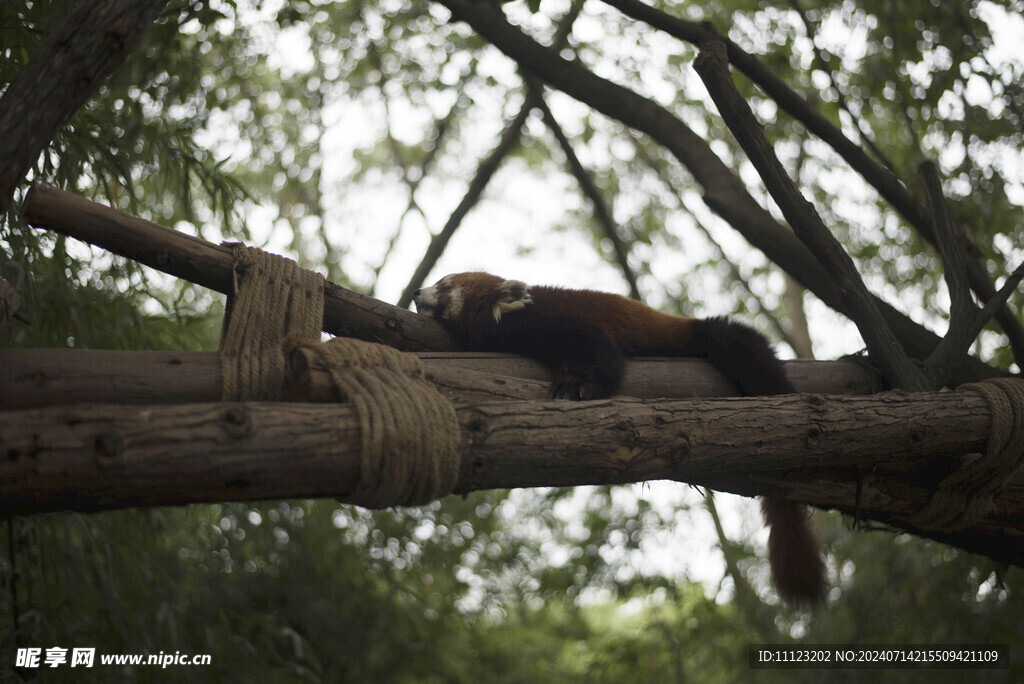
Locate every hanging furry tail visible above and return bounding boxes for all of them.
[686,317,826,605]
[762,498,826,606]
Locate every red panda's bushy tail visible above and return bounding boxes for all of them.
[687,317,826,606]
[762,498,826,606]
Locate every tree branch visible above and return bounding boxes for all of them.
[528,79,642,300]
[21,184,459,351]
[704,490,775,632]
[919,161,980,384]
[0,348,884,410]
[788,0,899,174]
[396,0,587,309]
[3,390,1021,566]
[633,140,796,350]
[0,392,992,506]
[693,41,926,390]
[396,95,534,309]
[0,0,171,212]
[369,74,474,297]
[919,162,1024,383]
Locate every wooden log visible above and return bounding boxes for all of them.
[0,348,884,409]
[1,349,221,408]
[2,390,1020,568]
[0,391,992,506]
[288,349,882,401]
[20,183,458,352]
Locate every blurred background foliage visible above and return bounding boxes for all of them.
[1,0,1023,680]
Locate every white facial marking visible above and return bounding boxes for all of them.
[445,285,464,321]
[413,285,438,314]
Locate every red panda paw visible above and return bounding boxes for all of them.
[549,365,616,401]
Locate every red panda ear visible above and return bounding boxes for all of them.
[491,279,531,323]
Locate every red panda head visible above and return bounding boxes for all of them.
[412,272,532,345]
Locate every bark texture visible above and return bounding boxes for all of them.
[0,0,170,211]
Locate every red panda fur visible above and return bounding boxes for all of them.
[413,272,826,606]
[530,287,695,356]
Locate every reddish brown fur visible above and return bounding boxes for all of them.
[528,287,694,356]
[762,499,827,606]
[427,272,695,355]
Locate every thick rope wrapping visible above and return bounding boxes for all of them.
[910,377,1024,531]
[286,337,462,508]
[220,243,324,401]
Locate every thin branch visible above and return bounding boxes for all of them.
[932,261,1024,384]
[369,72,476,297]
[396,95,535,309]
[783,275,815,359]
[789,0,898,173]
[632,140,795,350]
[919,165,974,323]
[785,135,817,359]
[972,263,1024,343]
[693,41,927,390]
[396,0,587,309]
[528,79,642,300]
[598,0,916,223]
[919,160,977,384]
[918,160,1024,383]
[704,490,775,631]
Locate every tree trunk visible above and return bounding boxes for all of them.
[0,0,170,211]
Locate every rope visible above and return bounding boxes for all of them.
[910,377,1024,531]
[285,336,462,508]
[219,243,324,400]
[218,244,458,507]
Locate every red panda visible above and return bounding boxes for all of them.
[413,272,826,606]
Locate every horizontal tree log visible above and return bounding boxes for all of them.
[1,391,1018,565]
[21,183,458,352]
[0,348,884,408]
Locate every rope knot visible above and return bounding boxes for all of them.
[285,337,462,508]
[910,377,1024,531]
[219,245,460,508]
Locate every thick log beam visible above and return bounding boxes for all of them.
[21,184,458,352]
[0,348,883,408]
[0,391,995,511]
[2,390,1018,564]
[0,392,992,503]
